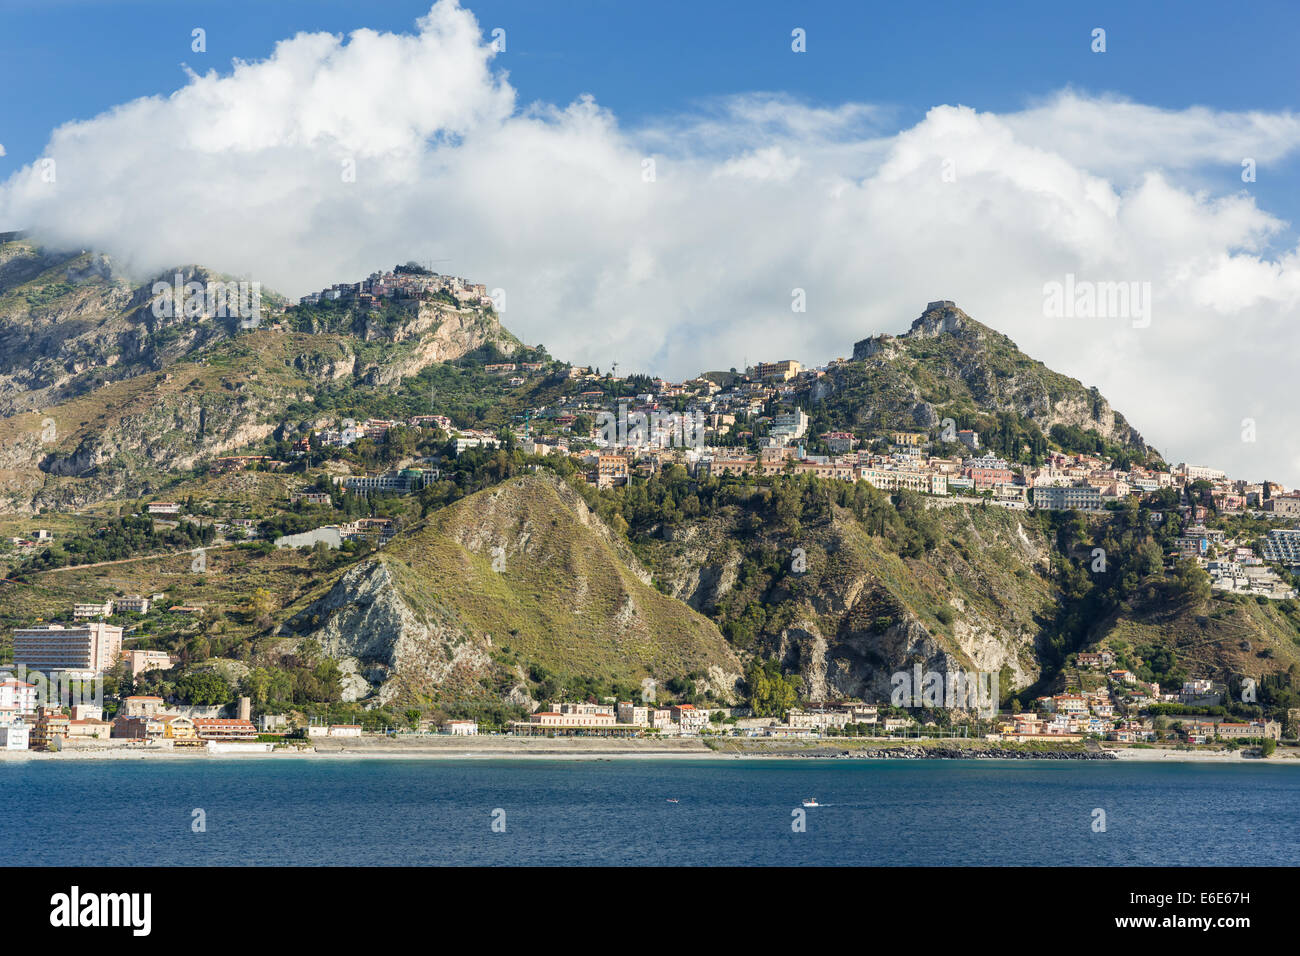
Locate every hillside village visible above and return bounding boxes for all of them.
[4,273,1300,756]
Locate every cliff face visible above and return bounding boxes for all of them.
[291,560,494,705]
[643,500,1052,702]
[845,301,1150,453]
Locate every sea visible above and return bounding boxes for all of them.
[3,758,1298,866]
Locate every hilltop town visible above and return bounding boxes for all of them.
[4,268,1300,757]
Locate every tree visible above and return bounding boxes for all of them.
[176,670,234,706]
[745,660,799,718]
[246,587,276,629]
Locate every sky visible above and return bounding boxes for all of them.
[2,0,1300,482]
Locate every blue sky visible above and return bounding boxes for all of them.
[3,0,1299,232]
[3,0,1300,479]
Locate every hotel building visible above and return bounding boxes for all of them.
[12,623,123,679]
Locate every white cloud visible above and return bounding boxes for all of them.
[4,0,1300,483]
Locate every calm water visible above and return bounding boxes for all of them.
[3,758,1298,866]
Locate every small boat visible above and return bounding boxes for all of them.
[666,798,679,803]
[801,798,820,807]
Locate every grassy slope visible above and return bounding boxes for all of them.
[381,474,740,686]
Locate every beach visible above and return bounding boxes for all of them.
[3,736,1296,763]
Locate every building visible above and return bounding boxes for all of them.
[12,623,124,679]
[0,678,37,715]
[1263,495,1300,518]
[192,718,259,741]
[1033,485,1103,512]
[786,708,851,731]
[327,724,362,737]
[770,409,809,441]
[1176,463,1226,482]
[1076,651,1115,669]
[112,715,165,740]
[965,456,1015,492]
[616,701,649,726]
[441,720,478,736]
[1215,720,1281,741]
[755,360,802,382]
[511,701,643,737]
[115,595,151,615]
[121,650,177,680]
[72,600,114,620]
[163,716,201,746]
[291,491,333,506]
[671,704,709,734]
[824,432,856,454]
[146,502,182,515]
[66,717,113,739]
[1262,529,1300,564]
[595,454,630,488]
[121,695,166,718]
[343,468,437,494]
[31,710,70,751]
[0,719,29,750]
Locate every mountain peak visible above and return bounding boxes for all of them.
[852,300,976,360]
[906,300,969,338]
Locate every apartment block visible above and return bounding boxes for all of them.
[12,623,124,679]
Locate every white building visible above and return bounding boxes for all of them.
[73,600,114,620]
[0,719,30,750]
[0,678,37,714]
[442,720,478,736]
[616,702,649,726]
[769,409,809,442]
[671,704,709,734]
[115,595,151,614]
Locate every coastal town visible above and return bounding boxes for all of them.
[4,283,1300,758]
[0,611,1284,754]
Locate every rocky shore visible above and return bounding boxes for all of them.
[836,746,1116,760]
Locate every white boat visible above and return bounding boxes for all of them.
[801,798,820,807]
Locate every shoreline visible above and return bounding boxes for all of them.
[2,738,1296,764]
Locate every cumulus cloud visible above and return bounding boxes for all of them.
[4,0,1300,482]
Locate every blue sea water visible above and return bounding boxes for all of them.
[3,758,1298,866]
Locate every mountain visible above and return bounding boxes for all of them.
[0,240,521,512]
[1,248,1295,724]
[817,300,1154,463]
